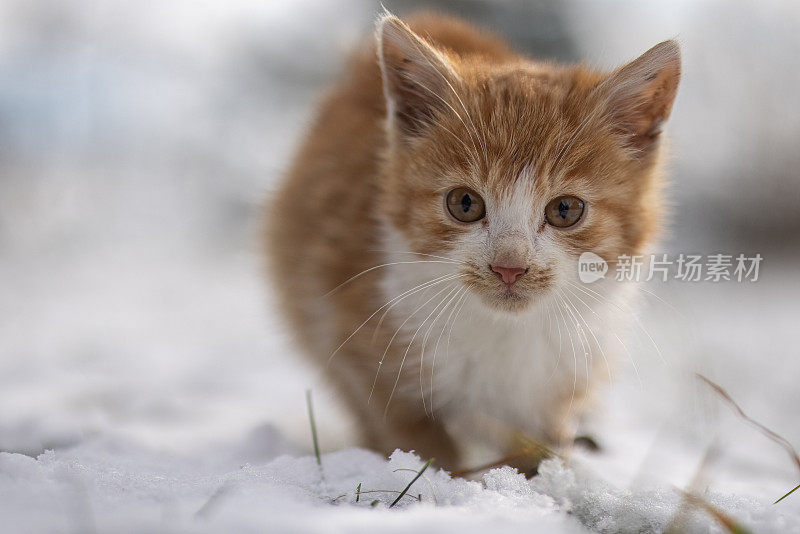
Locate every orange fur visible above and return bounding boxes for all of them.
[265,13,680,470]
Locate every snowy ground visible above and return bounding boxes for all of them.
[3,441,796,534]
[1,1,799,532]
[2,253,799,533]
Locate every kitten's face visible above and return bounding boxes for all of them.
[378,17,679,314]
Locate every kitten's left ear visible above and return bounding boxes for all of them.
[376,15,460,140]
[603,40,681,153]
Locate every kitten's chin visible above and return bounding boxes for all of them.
[477,287,539,314]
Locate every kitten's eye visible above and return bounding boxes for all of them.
[446,187,485,223]
[545,195,585,228]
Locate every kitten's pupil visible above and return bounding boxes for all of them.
[558,199,569,219]
[544,195,584,228]
[446,187,485,222]
[461,193,472,213]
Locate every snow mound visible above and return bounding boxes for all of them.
[1,435,797,533]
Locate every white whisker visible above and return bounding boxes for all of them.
[369,278,463,406]
[543,297,564,386]
[564,283,640,388]
[406,38,487,167]
[400,284,461,417]
[436,287,470,414]
[419,285,465,417]
[567,280,665,364]
[637,285,686,318]
[429,286,468,416]
[370,250,468,265]
[405,76,482,166]
[383,282,462,417]
[324,260,460,297]
[559,291,591,390]
[554,291,578,415]
[562,288,613,386]
[326,272,460,368]
[562,287,610,373]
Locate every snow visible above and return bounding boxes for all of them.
[2,435,798,533]
[2,0,800,532]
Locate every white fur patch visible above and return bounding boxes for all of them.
[378,218,633,458]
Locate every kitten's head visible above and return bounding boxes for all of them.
[376,15,680,313]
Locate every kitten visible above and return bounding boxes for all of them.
[266,13,680,471]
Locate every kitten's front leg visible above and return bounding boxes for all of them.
[330,361,462,470]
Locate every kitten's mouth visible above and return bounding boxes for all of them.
[500,284,524,297]
[461,266,554,314]
[467,279,537,314]
[496,284,533,303]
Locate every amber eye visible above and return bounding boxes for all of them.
[545,195,585,228]
[446,187,485,223]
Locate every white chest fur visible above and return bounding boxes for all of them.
[377,228,626,453]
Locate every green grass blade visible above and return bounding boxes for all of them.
[389,458,433,508]
[774,483,800,504]
[305,389,322,468]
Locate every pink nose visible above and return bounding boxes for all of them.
[491,264,527,285]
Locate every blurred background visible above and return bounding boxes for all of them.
[1,0,798,499]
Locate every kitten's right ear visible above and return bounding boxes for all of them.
[603,40,681,154]
[377,15,459,139]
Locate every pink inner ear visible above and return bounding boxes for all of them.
[633,63,681,138]
[605,40,681,150]
[378,16,459,137]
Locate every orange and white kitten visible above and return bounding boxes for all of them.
[267,13,680,471]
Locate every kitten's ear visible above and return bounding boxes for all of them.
[603,40,681,153]
[377,15,459,138]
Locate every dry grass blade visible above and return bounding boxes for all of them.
[331,488,420,504]
[665,443,720,532]
[696,374,800,473]
[696,374,800,504]
[453,435,555,478]
[672,489,753,534]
